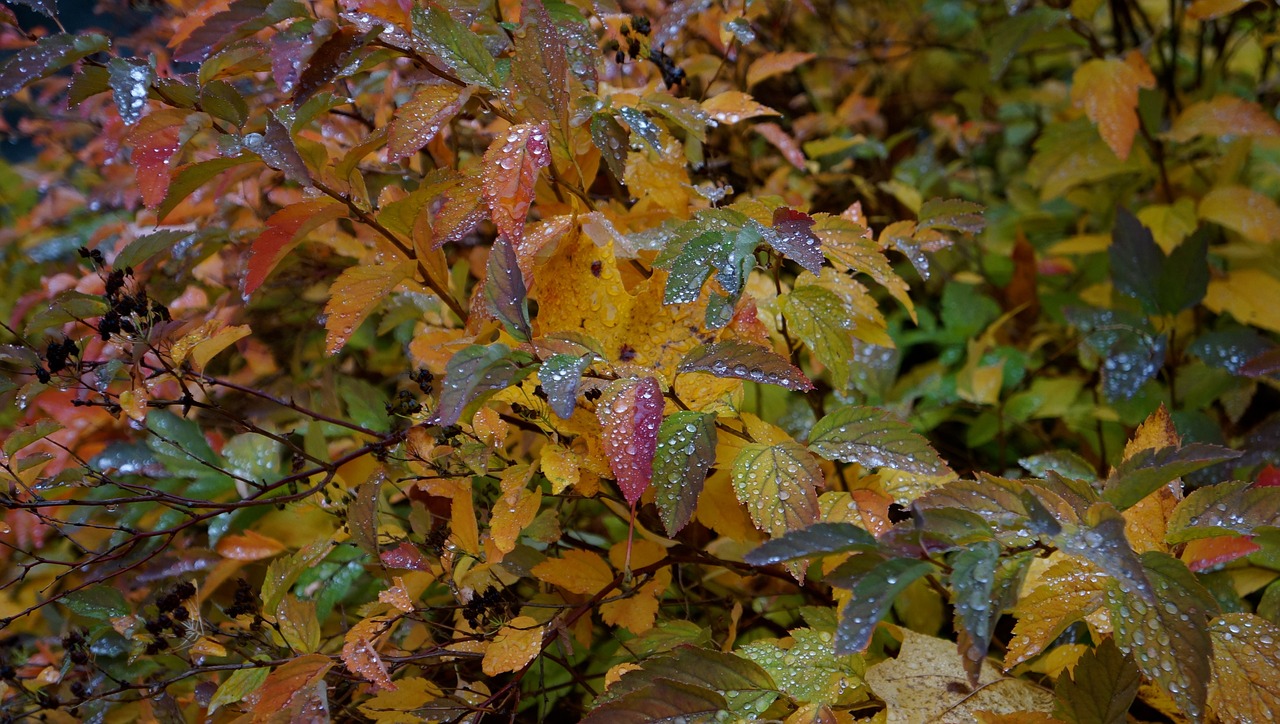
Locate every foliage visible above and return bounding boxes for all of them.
[1,0,1280,721]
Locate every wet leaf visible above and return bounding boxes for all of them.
[259,114,313,185]
[653,411,717,535]
[491,464,541,554]
[591,113,629,181]
[740,628,866,707]
[388,84,471,160]
[746,51,815,88]
[582,679,726,723]
[0,33,110,99]
[1070,53,1154,161]
[778,285,855,389]
[600,645,777,714]
[1053,637,1140,724]
[252,653,332,718]
[701,90,780,124]
[357,677,443,723]
[510,0,570,126]
[172,0,273,63]
[343,616,396,690]
[208,667,270,715]
[323,261,416,355]
[767,208,825,275]
[1207,613,1280,721]
[678,340,812,391]
[597,377,663,507]
[3,419,62,456]
[293,26,362,107]
[1066,307,1167,401]
[1007,557,1109,668]
[1167,480,1280,543]
[107,57,152,125]
[744,522,877,566]
[63,586,129,620]
[808,405,952,476]
[918,198,986,235]
[483,122,551,245]
[538,353,592,420]
[949,541,1021,684]
[731,440,824,539]
[128,114,184,209]
[1198,185,1280,245]
[482,615,544,676]
[243,200,347,295]
[1102,443,1241,511]
[1165,96,1280,142]
[411,2,499,89]
[432,343,534,427]
[157,155,255,221]
[483,237,531,342]
[829,555,937,653]
[531,549,613,594]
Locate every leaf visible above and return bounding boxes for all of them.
[252,653,333,718]
[1109,208,1164,314]
[678,340,812,391]
[1070,54,1155,161]
[867,630,1057,722]
[653,411,717,535]
[1187,0,1256,21]
[511,0,570,126]
[128,117,184,209]
[1007,557,1109,668]
[3,419,62,456]
[491,464,541,554]
[808,405,951,476]
[740,629,866,706]
[618,106,662,151]
[600,645,778,714]
[731,440,824,538]
[811,214,914,317]
[918,198,986,235]
[63,586,129,620]
[1207,613,1280,721]
[293,26,362,107]
[201,79,248,127]
[1167,480,1280,542]
[1165,96,1280,142]
[411,2,499,89]
[746,51,815,88]
[531,549,613,594]
[591,113,629,181]
[482,615,544,676]
[583,679,727,723]
[0,33,110,99]
[277,595,321,653]
[1205,269,1280,334]
[483,237,531,342]
[1065,307,1167,400]
[6,0,58,20]
[1105,552,1217,721]
[323,261,416,355]
[261,541,334,618]
[829,554,937,653]
[538,353,592,420]
[778,285,855,389]
[343,616,396,690]
[432,343,534,427]
[597,377,663,507]
[766,208,825,274]
[1198,185,1280,245]
[208,667,270,715]
[388,84,471,160]
[215,530,286,561]
[949,542,1020,684]
[259,114,313,185]
[172,0,271,63]
[700,91,780,124]
[483,122,551,245]
[744,522,878,566]
[107,57,152,125]
[357,677,443,724]
[1053,637,1140,724]
[244,200,347,294]
[1102,443,1241,511]
[157,155,255,221]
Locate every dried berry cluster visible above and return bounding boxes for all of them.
[462,585,517,629]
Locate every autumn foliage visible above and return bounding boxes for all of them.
[2,0,1280,721]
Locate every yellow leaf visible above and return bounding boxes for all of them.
[1136,199,1200,253]
[867,630,1056,722]
[539,443,580,494]
[378,576,414,613]
[746,51,815,88]
[481,615,545,676]
[701,91,781,124]
[323,261,417,355]
[276,595,320,653]
[343,615,396,690]
[418,478,481,556]
[624,142,691,214]
[1120,405,1182,554]
[189,636,227,658]
[600,540,671,634]
[1187,0,1256,21]
[490,464,541,555]
[1198,185,1280,244]
[1207,613,1280,720]
[1007,557,1109,668]
[1165,95,1280,142]
[357,677,443,724]
[530,549,614,595]
[472,406,509,449]
[1205,269,1280,334]
[170,321,251,371]
[1070,54,1155,161]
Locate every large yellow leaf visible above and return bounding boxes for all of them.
[746,51,816,88]
[624,141,691,214]
[322,261,416,355]
[1070,53,1155,161]
[530,549,614,595]
[1205,269,1280,334]
[357,677,443,724]
[1007,557,1109,668]
[1198,185,1280,244]
[481,615,545,676]
[600,540,671,635]
[1207,613,1280,721]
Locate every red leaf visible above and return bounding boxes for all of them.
[482,121,551,244]
[1256,464,1280,488]
[244,200,347,294]
[380,542,429,571]
[597,377,663,507]
[1183,535,1261,573]
[753,122,807,170]
[293,26,363,108]
[130,123,183,209]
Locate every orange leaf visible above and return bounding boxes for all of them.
[483,122,551,244]
[1187,0,1256,21]
[600,540,670,634]
[1007,558,1108,668]
[244,200,347,294]
[701,91,780,124]
[388,84,472,161]
[253,653,333,719]
[1070,53,1155,161]
[128,119,183,209]
[530,549,614,595]
[489,465,541,555]
[215,530,287,561]
[322,261,416,355]
[1165,95,1280,142]
[481,615,544,676]
[1182,535,1261,572]
[753,122,807,169]
[342,616,396,691]
[378,576,414,613]
[746,51,815,88]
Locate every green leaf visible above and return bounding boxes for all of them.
[741,628,867,706]
[1053,637,1140,724]
[582,679,727,723]
[112,229,190,270]
[949,544,1030,684]
[917,198,985,234]
[538,353,592,420]
[24,291,108,336]
[67,64,110,107]
[745,522,877,566]
[1066,306,1166,401]
[1105,552,1217,721]
[678,340,813,391]
[261,541,333,616]
[0,33,111,99]
[1019,451,1098,481]
[778,285,854,389]
[731,441,824,538]
[484,236,531,341]
[829,554,937,653]
[411,2,500,89]
[63,586,129,620]
[618,106,662,151]
[653,411,717,536]
[590,113,629,182]
[146,410,221,476]
[157,155,256,222]
[201,79,249,128]
[3,419,62,456]
[1166,480,1280,543]
[1158,228,1209,314]
[597,645,777,715]
[807,405,951,476]
[432,343,534,427]
[208,667,270,715]
[1102,443,1241,511]
[1109,209,1166,315]
[1055,506,1149,597]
